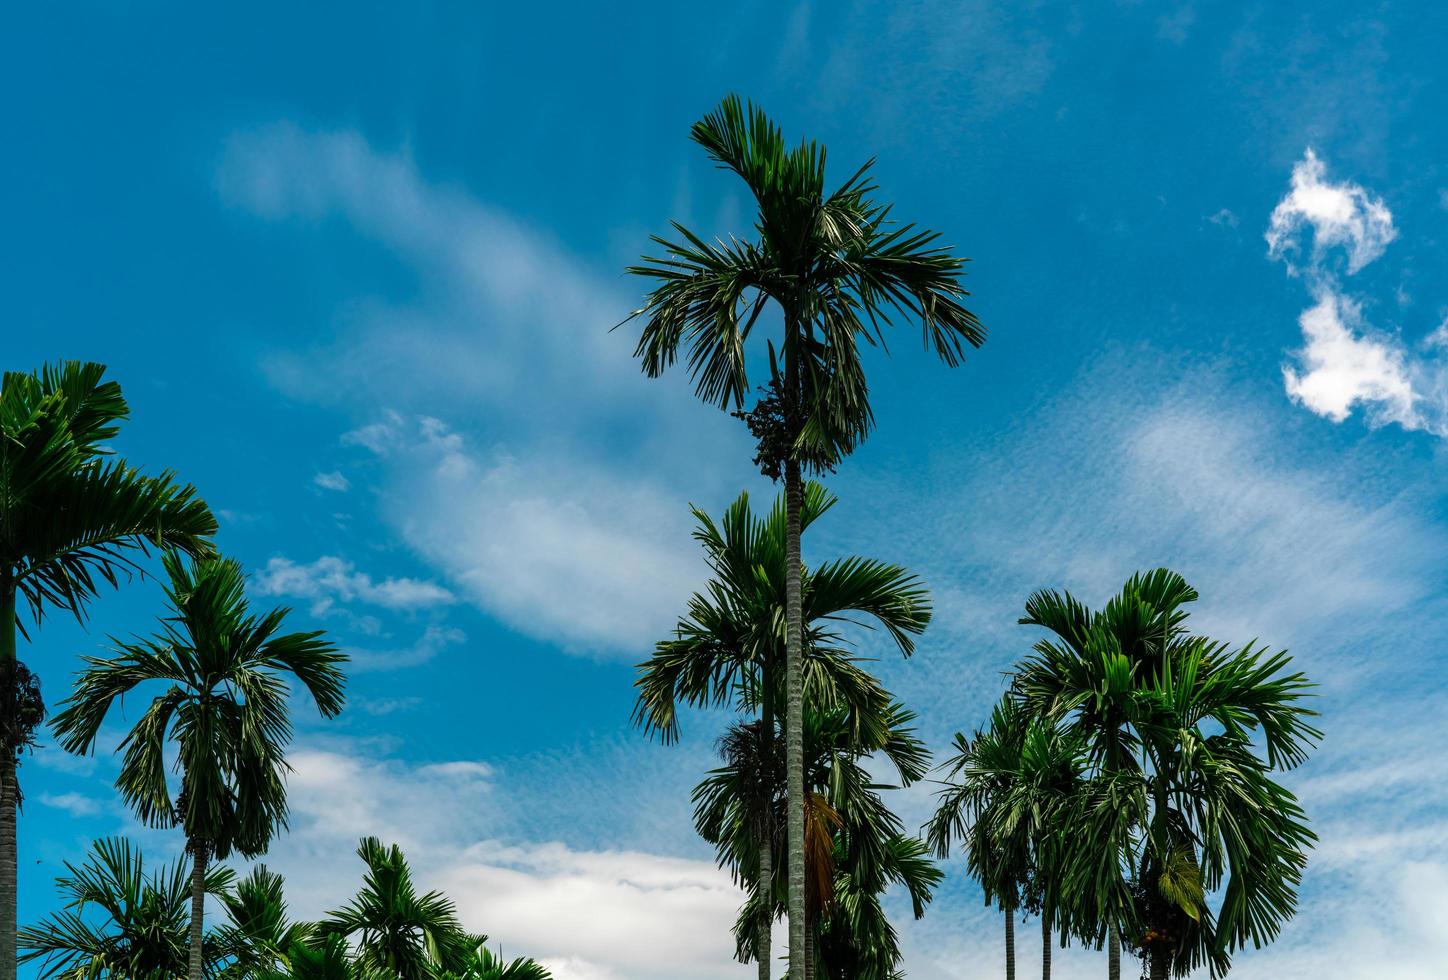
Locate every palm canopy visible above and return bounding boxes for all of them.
[633,481,930,742]
[1015,569,1320,977]
[51,551,346,858]
[18,837,234,980]
[694,700,939,979]
[319,837,476,980]
[0,362,215,630]
[926,695,1086,924]
[216,866,315,978]
[625,95,983,462]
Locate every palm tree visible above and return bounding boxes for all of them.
[1017,570,1320,979]
[320,837,475,980]
[0,361,216,978]
[436,942,553,980]
[625,95,983,971]
[635,482,930,977]
[216,866,314,978]
[695,700,939,980]
[18,836,234,979]
[927,696,1085,980]
[51,551,346,980]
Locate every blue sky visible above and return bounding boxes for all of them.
[6,2,1448,977]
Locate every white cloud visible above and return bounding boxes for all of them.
[349,412,703,657]
[38,791,103,817]
[1282,285,1418,426]
[345,623,465,673]
[1266,149,1448,434]
[314,470,351,492]
[253,555,455,615]
[1266,148,1396,275]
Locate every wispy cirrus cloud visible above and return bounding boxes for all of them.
[253,555,455,615]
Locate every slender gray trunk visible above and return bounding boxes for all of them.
[757,673,774,980]
[783,456,806,979]
[1041,915,1052,980]
[0,581,17,980]
[188,844,206,980]
[1108,925,1120,980]
[1005,909,1015,980]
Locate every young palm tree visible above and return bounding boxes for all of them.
[927,696,1085,980]
[0,361,215,978]
[625,95,982,970]
[635,482,930,978]
[319,837,474,980]
[1017,570,1320,979]
[216,866,315,978]
[51,551,346,980]
[18,836,234,979]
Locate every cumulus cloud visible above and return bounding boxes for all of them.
[1266,149,1447,434]
[1266,148,1396,275]
[253,555,455,615]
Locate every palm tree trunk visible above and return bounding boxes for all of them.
[1004,909,1015,980]
[783,454,806,979]
[757,672,775,980]
[1148,947,1169,980]
[188,844,206,980]
[1041,915,1052,980]
[1107,924,1120,980]
[0,580,16,980]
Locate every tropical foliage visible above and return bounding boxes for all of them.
[624,94,982,973]
[0,361,216,979]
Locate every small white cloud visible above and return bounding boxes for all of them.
[1206,207,1239,228]
[342,410,407,455]
[356,696,422,716]
[1266,148,1397,275]
[1282,285,1418,427]
[346,623,466,673]
[39,791,103,817]
[254,555,455,614]
[1157,5,1196,44]
[314,470,351,492]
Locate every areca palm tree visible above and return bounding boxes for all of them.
[216,866,314,978]
[927,696,1085,980]
[695,700,939,980]
[319,837,475,980]
[635,482,930,978]
[51,551,346,980]
[625,95,982,970]
[0,361,216,978]
[18,836,234,979]
[1016,569,1319,979]
[436,943,553,980]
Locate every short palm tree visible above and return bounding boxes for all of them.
[319,837,475,980]
[18,836,234,979]
[216,866,314,978]
[927,696,1085,980]
[635,482,930,978]
[1017,569,1320,979]
[51,551,346,980]
[435,942,553,980]
[0,361,216,979]
[625,95,982,971]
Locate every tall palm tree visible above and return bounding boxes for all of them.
[0,361,216,978]
[695,700,938,980]
[51,551,346,980]
[635,482,930,977]
[625,95,982,970]
[216,866,314,978]
[1017,569,1320,979]
[320,837,474,980]
[18,836,234,979]
[927,696,1085,980]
